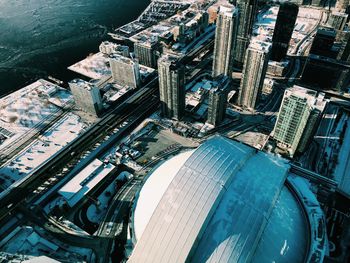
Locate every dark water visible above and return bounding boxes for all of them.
[0,0,150,97]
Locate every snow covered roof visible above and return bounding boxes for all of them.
[59,159,115,207]
[23,256,60,263]
[129,136,323,263]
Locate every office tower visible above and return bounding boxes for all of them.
[109,54,141,88]
[234,0,257,66]
[327,12,348,31]
[270,3,299,62]
[158,55,185,120]
[337,31,350,62]
[99,41,129,57]
[212,5,238,77]
[238,40,271,109]
[69,79,103,115]
[310,27,336,56]
[302,55,350,91]
[134,39,161,68]
[273,86,327,156]
[207,75,232,126]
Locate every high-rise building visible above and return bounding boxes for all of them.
[270,3,299,62]
[109,54,141,88]
[134,40,161,68]
[337,31,350,62]
[69,79,103,115]
[158,55,185,120]
[207,75,232,126]
[273,85,327,156]
[234,0,257,66]
[212,5,238,77]
[238,40,271,109]
[310,27,336,57]
[327,11,348,31]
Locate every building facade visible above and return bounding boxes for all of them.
[273,85,327,156]
[69,79,103,115]
[310,27,336,57]
[327,11,348,31]
[212,5,238,77]
[270,3,299,62]
[238,40,271,109]
[134,40,160,68]
[109,54,141,88]
[207,75,231,126]
[337,31,350,62]
[234,0,257,66]
[158,55,185,120]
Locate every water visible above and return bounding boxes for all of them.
[0,0,150,97]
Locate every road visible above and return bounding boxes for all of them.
[97,178,142,263]
[0,27,217,261]
[0,82,160,263]
[0,78,159,221]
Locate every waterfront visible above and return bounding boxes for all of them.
[0,0,150,97]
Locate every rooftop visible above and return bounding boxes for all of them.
[129,136,327,263]
[286,85,328,111]
[68,52,111,80]
[109,53,138,66]
[218,4,237,17]
[249,39,272,52]
[0,79,73,151]
[59,159,115,207]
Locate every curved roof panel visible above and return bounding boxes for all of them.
[129,137,300,263]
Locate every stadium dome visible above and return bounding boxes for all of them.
[128,136,327,263]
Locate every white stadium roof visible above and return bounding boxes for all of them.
[129,136,327,263]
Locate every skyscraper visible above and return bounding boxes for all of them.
[273,85,327,156]
[158,55,185,120]
[270,3,299,62]
[337,31,350,62]
[134,40,160,68]
[109,54,141,88]
[327,11,348,31]
[212,5,238,77]
[238,40,271,109]
[310,27,336,57]
[207,75,232,126]
[69,79,103,115]
[234,0,257,66]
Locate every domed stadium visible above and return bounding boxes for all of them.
[127,136,328,263]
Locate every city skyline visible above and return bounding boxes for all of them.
[0,0,349,262]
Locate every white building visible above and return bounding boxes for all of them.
[273,85,327,156]
[109,54,141,88]
[212,5,238,77]
[69,79,103,115]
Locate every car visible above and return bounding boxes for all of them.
[105,222,114,235]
